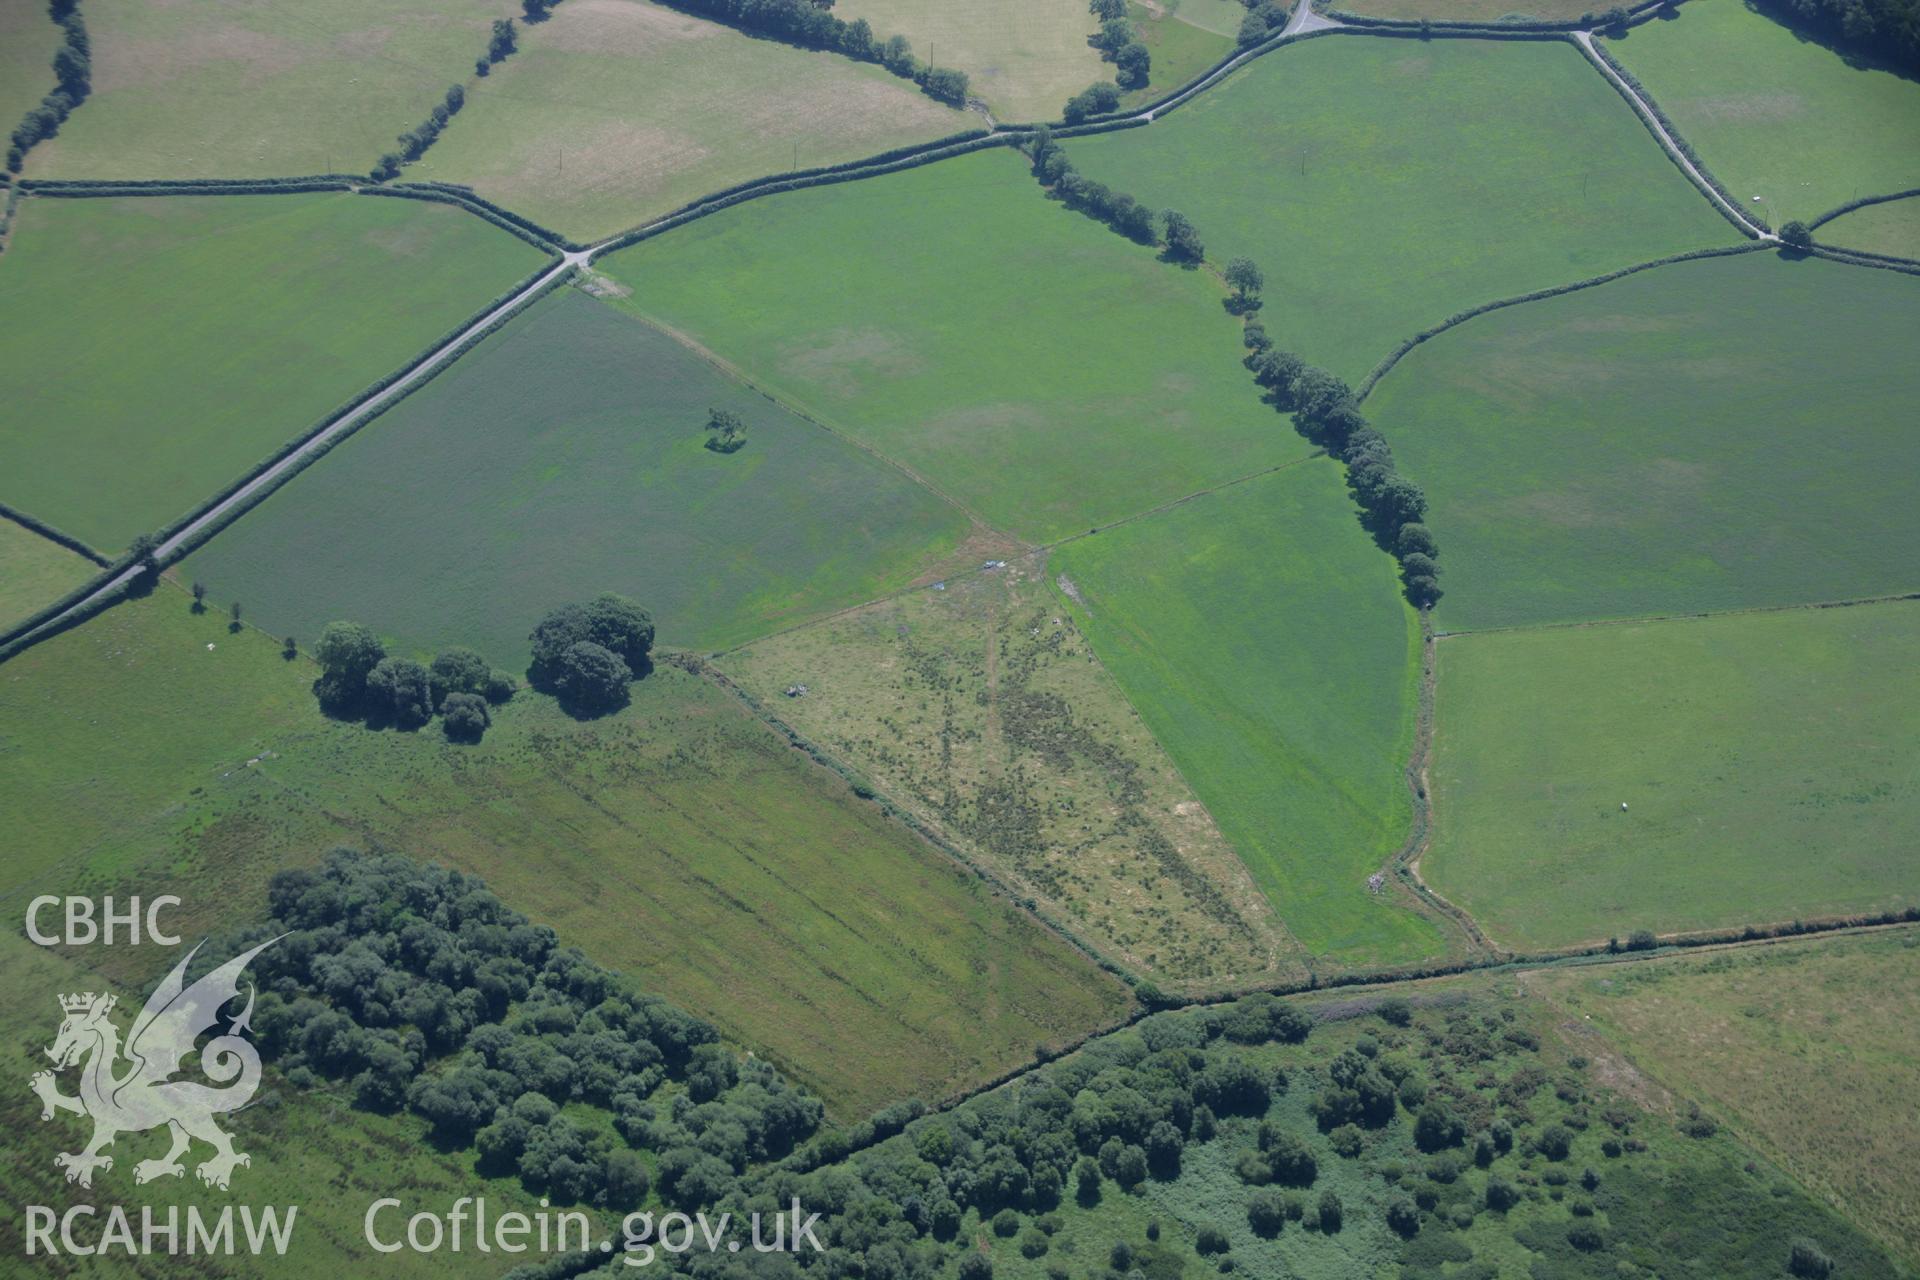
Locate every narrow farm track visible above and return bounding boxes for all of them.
[1572,29,1776,240]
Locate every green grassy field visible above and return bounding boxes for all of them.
[1368,251,1920,631]
[1821,194,1920,259]
[1607,0,1920,224]
[831,0,1108,122]
[1534,931,1920,1268]
[0,520,94,633]
[0,192,548,553]
[413,0,968,242]
[182,287,969,663]
[718,552,1305,989]
[0,588,1132,1115]
[1120,1,1236,109]
[1066,36,1735,380]
[0,0,60,135]
[598,147,1307,543]
[1425,600,1920,950]
[22,0,517,179]
[1050,461,1445,968]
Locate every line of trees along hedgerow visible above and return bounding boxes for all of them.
[1241,320,1441,607]
[5,0,90,176]
[517,0,968,108]
[1023,131,1438,607]
[306,592,655,737]
[1023,130,1205,265]
[213,854,1882,1280]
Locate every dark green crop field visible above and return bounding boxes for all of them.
[182,287,969,662]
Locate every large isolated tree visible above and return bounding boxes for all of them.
[554,642,632,715]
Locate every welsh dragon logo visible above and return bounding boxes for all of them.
[30,938,278,1191]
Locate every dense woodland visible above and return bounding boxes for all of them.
[209,852,1898,1280]
[1755,0,1920,70]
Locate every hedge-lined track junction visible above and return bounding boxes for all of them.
[3,0,1920,1258]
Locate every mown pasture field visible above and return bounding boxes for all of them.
[0,520,93,633]
[21,0,518,178]
[0,0,61,134]
[1532,931,1920,1268]
[1066,36,1734,380]
[1425,600,1920,950]
[1820,194,1920,259]
[1607,0,1920,224]
[182,288,970,663]
[599,147,1305,543]
[0,588,1130,1115]
[414,0,968,241]
[1050,461,1445,968]
[0,192,548,553]
[0,939,574,1277]
[830,0,1108,123]
[1369,252,1920,631]
[718,553,1305,989]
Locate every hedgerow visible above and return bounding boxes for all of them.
[1355,242,1768,399]
[1808,186,1920,230]
[0,500,108,566]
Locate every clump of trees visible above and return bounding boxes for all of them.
[1161,209,1204,264]
[6,0,91,175]
[373,83,467,180]
[1241,323,1440,606]
[1238,0,1290,46]
[1780,219,1813,249]
[477,17,517,75]
[312,622,515,738]
[1224,257,1264,312]
[1062,80,1123,123]
[528,592,655,715]
[704,407,748,453]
